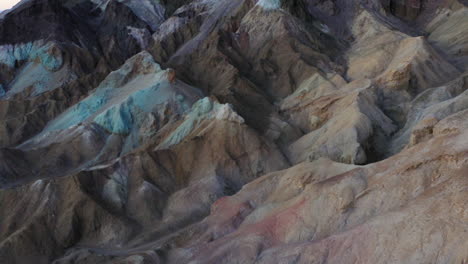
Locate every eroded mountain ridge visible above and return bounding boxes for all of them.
[0,0,467,263]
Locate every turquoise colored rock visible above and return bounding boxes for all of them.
[0,41,73,97]
[94,100,136,135]
[44,51,203,136]
[158,98,216,149]
[0,42,32,68]
[257,0,281,10]
[158,97,245,149]
[46,91,109,131]
[0,41,63,71]
[37,45,64,72]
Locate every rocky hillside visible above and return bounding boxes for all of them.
[0,0,467,263]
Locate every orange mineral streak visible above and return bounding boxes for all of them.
[167,69,176,84]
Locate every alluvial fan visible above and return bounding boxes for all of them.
[0,0,468,263]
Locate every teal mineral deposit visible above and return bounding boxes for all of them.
[257,0,281,10]
[0,41,63,71]
[44,52,202,136]
[158,97,219,149]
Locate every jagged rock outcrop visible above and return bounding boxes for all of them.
[163,125,468,263]
[1,0,468,263]
[282,79,397,164]
[0,0,160,148]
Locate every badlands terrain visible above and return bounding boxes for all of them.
[0,0,468,263]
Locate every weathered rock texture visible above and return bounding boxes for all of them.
[0,0,468,263]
